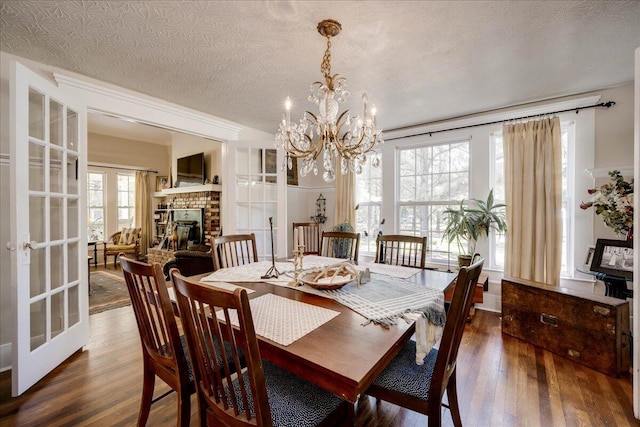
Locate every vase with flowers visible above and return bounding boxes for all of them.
[580,170,634,240]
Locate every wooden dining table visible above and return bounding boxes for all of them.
[189,267,457,404]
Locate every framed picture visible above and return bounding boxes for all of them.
[583,245,596,269]
[590,238,634,279]
[287,157,298,186]
[156,176,169,191]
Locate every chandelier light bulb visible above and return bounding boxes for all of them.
[275,19,383,182]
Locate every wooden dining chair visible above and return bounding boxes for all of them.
[212,233,259,270]
[119,255,193,427]
[319,231,360,263]
[292,222,321,255]
[170,271,349,427]
[375,234,427,268]
[365,258,484,427]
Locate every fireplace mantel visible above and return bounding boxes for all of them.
[153,183,221,197]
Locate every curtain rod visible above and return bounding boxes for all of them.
[88,162,158,174]
[385,101,616,141]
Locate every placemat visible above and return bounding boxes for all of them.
[218,293,340,346]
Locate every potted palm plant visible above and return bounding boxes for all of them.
[442,189,507,267]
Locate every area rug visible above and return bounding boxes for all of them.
[89,270,131,315]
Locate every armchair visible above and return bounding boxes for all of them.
[103,228,141,268]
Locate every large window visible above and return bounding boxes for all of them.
[87,172,105,241]
[397,140,470,261]
[490,123,573,273]
[355,152,382,255]
[117,173,135,230]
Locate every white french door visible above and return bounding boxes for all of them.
[223,142,287,260]
[9,62,88,396]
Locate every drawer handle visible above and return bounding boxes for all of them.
[540,313,558,327]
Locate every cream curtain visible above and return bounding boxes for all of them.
[135,171,152,256]
[334,170,355,227]
[504,117,562,285]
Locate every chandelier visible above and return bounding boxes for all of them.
[275,19,383,182]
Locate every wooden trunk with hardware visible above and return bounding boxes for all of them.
[501,277,630,377]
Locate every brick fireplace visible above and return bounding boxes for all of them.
[147,189,221,264]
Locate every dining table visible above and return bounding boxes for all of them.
[187,260,458,404]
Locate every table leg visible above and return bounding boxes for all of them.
[93,244,98,268]
[602,277,632,299]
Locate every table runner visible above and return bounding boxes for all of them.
[217,293,340,346]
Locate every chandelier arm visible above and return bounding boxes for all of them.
[284,132,315,158]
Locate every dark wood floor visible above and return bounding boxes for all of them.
[0,307,635,426]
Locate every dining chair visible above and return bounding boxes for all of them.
[119,255,193,427]
[319,231,360,263]
[212,233,259,270]
[292,222,321,255]
[375,234,427,268]
[170,270,350,427]
[365,258,484,427]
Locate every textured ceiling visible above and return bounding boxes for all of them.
[1,1,639,136]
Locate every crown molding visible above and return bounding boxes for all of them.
[53,73,242,141]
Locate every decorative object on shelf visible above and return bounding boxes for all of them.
[442,189,507,267]
[213,175,219,184]
[580,170,634,239]
[155,176,169,191]
[312,193,327,224]
[275,19,383,183]
[261,217,281,279]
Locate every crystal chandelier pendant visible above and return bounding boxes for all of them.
[274,19,384,183]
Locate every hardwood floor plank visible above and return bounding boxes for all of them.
[0,309,635,426]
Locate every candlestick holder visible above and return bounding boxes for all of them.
[261,217,281,279]
[289,245,305,286]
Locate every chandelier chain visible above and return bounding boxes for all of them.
[321,37,332,84]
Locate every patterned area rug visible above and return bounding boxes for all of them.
[89,270,131,315]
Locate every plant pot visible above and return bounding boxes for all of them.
[457,255,472,268]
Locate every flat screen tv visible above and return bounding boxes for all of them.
[176,152,205,187]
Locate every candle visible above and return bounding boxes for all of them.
[298,226,304,247]
[285,97,291,126]
[293,228,298,251]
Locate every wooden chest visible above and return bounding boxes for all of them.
[501,277,630,377]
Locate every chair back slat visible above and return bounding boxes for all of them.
[212,234,259,270]
[430,258,483,405]
[171,271,273,426]
[319,231,360,263]
[375,235,427,269]
[292,222,321,255]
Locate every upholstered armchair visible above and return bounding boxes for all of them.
[103,228,141,268]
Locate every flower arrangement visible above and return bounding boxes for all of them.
[580,170,634,235]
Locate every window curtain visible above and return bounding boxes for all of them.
[504,117,562,285]
[135,171,151,256]
[334,170,355,227]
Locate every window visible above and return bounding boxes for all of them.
[397,140,470,262]
[491,123,573,273]
[355,152,382,255]
[87,172,105,241]
[117,173,135,230]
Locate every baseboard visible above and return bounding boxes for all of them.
[0,342,11,372]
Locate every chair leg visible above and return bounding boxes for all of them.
[137,361,155,427]
[114,253,118,268]
[177,388,191,427]
[446,370,463,427]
